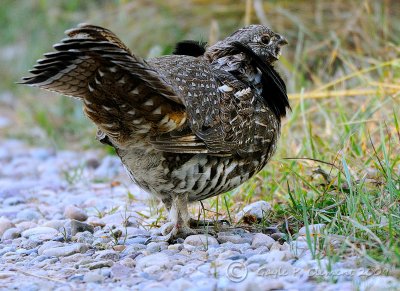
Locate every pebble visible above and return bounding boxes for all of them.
[41,243,89,257]
[112,245,126,252]
[70,220,94,235]
[0,216,15,236]
[136,253,170,270]
[218,233,252,244]
[75,231,95,244]
[184,234,219,250]
[251,233,275,249]
[84,260,114,270]
[16,221,37,231]
[21,226,58,241]
[95,249,120,261]
[64,205,88,221]
[359,276,400,291]
[1,227,20,240]
[0,140,377,290]
[111,263,132,279]
[38,240,64,255]
[0,271,15,279]
[247,250,289,264]
[42,219,67,231]
[3,196,25,206]
[20,238,41,249]
[236,200,272,221]
[146,242,168,253]
[83,271,104,283]
[87,216,106,227]
[16,209,42,221]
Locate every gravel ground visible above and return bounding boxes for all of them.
[0,139,399,291]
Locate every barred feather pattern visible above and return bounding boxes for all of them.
[22,23,290,237]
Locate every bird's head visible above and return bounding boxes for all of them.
[206,25,288,63]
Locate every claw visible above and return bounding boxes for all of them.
[146,224,198,244]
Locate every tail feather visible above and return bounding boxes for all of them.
[20,24,187,147]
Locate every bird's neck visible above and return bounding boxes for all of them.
[210,53,263,93]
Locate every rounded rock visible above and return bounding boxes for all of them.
[64,205,88,222]
[112,245,126,252]
[251,233,275,249]
[38,241,64,255]
[146,242,168,253]
[83,271,104,283]
[360,276,400,291]
[0,217,15,237]
[87,216,106,228]
[22,227,58,241]
[70,220,94,235]
[136,253,170,270]
[95,249,120,262]
[236,200,272,221]
[184,235,219,250]
[41,243,89,257]
[1,227,21,240]
[16,209,42,221]
[74,231,95,244]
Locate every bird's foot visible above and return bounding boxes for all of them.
[147,222,199,244]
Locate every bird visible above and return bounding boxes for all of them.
[21,23,290,242]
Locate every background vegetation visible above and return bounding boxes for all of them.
[1,0,399,277]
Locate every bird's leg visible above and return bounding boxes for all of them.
[151,196,220,243]
[151,194,197,243]
[165,194,197,241]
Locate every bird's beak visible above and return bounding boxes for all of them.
[278,36,288,46]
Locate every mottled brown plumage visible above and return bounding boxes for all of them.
[21,24,290,241]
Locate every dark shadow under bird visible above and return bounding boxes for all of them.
[21,24,290,242]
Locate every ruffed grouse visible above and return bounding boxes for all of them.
[22,24,290,241]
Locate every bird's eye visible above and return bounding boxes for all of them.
[261,35,270,44]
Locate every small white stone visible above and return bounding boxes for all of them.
[184,234,219,250]
[0,217,15,236]
[1,227,21,240]
[360,276,400,291]
[95,249,120,262]
[168,243,183,251]
[236,200,272,221]
[15,221,37,231]
[143,265,161,274]
[21,226,58,241]
[42,219,67,231]
[251,233,275,249]
[83,271,104,283]
[169,278,194,290]
[136,253,170,270]
[16,209,41,221]
[64,205,88,222]
[0,272,15,279]
[38,241,64,255]
[41,243,89,257]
